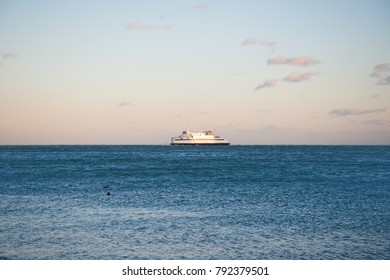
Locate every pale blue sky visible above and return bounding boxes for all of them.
[1,0,389,144]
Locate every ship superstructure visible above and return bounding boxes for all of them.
[170,129,230,145]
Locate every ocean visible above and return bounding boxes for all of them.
[0,145,389,260]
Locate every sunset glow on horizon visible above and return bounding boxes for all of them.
[1,0,389,144]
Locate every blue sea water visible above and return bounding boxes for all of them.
[0,145,389,260]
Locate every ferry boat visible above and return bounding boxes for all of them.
[170,129,230,145]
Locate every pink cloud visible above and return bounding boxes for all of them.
[370,63,390,78]
[241,38,277,54]
[267,56,319,66]
[283,72,317,82]
[289,56,319,66]
[191,2,208,10]
[127,20,141,30]
[266,56,289,65]
[370,63,390,85]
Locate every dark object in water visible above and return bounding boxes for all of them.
[106,192,112,196]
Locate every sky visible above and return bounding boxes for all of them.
[1,0,390,144]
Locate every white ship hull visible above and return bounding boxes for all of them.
[171,138,230,145]
[171,129,230,146]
